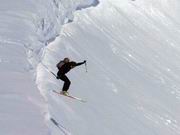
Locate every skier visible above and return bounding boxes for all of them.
[56,57,86,96]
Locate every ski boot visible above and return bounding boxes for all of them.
[60,91,69,96]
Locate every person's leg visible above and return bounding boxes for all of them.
[60,75,71,91]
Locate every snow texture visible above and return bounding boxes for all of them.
[1,0,180,135]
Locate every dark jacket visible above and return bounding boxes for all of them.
[57,61,84,76]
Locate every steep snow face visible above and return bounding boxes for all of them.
[0,0,98,135]
[1,0,180,134]
[38,0,180,135]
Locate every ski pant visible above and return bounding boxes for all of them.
[59,74,71,91]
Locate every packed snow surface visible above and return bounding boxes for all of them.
[1,0,180,135]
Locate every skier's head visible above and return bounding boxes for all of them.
[64,57,70,63]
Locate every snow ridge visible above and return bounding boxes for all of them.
[26,0,99,134]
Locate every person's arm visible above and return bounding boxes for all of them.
[70,60,86,68]
[76,60,86,66]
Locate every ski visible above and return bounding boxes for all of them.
[53,90,86,103]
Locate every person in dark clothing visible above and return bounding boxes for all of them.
[56,57,86,95]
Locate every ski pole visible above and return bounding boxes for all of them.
[41,63,57,78]
[85,61,88,73]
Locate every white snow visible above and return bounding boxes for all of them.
[1,0,180,135]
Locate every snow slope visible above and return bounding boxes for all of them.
[1,0,180,135]
[39,0,180,135]
[0,0,98,135]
